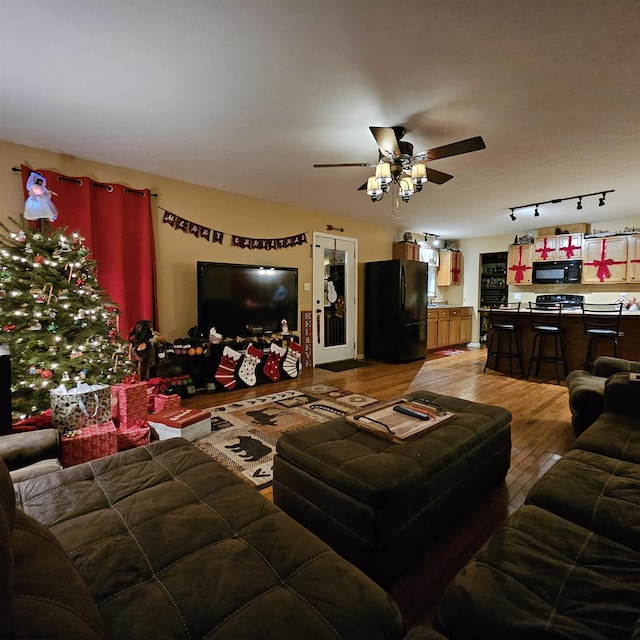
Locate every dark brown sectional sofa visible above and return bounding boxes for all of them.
[2,437,405,639]
[428,371,640,639]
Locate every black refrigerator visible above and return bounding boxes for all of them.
[364,259,428,363]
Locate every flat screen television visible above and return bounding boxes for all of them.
[197,261,298,337]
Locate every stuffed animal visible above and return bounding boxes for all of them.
[128,320,165,380]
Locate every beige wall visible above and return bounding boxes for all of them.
[0,139,395,351]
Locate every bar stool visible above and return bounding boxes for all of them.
[484,302,524,377]
[526,303,567,384]
[581,302,624,371]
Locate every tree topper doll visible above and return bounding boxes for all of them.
[23,171,58,221]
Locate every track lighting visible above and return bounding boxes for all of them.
[423,232,441,247]
[509,189,614,221]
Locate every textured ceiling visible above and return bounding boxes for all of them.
[1,0,638,239]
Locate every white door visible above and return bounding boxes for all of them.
[312,232,358,364]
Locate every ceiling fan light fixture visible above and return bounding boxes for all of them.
[399,177,414,203]
[375,162,392,187]
[366,176,383,202]
[411,163,427,184]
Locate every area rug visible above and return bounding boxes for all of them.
[316,359,374,372]
[194,385,378,489]
[433,349,468,356]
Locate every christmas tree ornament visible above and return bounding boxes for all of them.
[27,365,37,375]
[46,322,58,332]
[61,371,70,382]
[29,319,42,331]
[3,325,16,332]
[40,369,52,379]
[23,172,59,222]
[34,254,45,264]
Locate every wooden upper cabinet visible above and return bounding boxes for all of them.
[627,235,640,283]
[582,236,628,284]
[437,251,463,287]
[533,233,583,262]
[557,233,583,260]
[392,242,421,261]
[507,244,534,285]
[533,236,558,262]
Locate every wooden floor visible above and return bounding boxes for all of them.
[183,348,575,631]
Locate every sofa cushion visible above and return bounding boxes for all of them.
[11,509,106,639]
[526,448,640,552]
[14,438,404,640]
[566,368,607,435]
[434,505,640,640]
[573,411,640,464]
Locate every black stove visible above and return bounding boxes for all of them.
[535,294,584,309]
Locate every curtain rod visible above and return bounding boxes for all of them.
[11,167,157,197]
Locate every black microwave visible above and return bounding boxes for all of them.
[532,260,582,284]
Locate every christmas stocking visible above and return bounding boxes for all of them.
[215,346,242,390]
[238,344,263,387]
[263,343,286,382]
[282,341,303,378]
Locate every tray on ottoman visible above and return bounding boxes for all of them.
[273,390,511,587]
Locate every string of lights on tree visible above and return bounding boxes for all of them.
[0,218,128,417]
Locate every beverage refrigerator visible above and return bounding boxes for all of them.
[364,259,428,363]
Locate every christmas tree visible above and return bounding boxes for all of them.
[0,218,129,418]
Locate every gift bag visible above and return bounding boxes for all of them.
[51,383,112,432]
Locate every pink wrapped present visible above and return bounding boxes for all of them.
[111,382,148,429]
[61,421,117,467]
[116,422,151,451]
[153,393,181,413]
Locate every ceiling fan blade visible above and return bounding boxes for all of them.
[313,162,371,168]
[369,126,401,158]
[426,167,454,185]
[425,136,486,162]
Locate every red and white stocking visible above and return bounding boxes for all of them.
[282,341,303,378]
[263,343,286,382]
[238,344,263,387]
[215,346,242,390]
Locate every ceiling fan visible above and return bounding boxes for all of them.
[313,126,486,203]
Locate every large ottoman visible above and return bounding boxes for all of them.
[273,391,511,586]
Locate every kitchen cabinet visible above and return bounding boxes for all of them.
[533,235,558,262]
[427,309,438,350]
[627,235,640,283]
[507,244,534,285]
[437,251,463,287]
[426,306,472,352]
[392,241,421,261]
[582,236,628,284]
[557,233,583,260]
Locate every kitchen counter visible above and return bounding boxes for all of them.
[483,307,640,375]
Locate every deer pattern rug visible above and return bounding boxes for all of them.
[195,384,378,489]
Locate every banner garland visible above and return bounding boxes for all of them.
[161,208,307,250]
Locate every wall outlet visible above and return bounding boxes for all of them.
[303,282,311,291]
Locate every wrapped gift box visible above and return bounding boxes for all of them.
[111,382,148,429]
[61,421,118,467]
[116,422,151,451]
[153,393,181,413]
[148,408,211,442]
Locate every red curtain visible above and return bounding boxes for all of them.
[21,166,157,338]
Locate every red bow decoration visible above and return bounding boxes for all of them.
[535,238,553,260]
[451,252,461,285]
[508,246,531,283]
[584,239,626,282]
[559,235,580,259]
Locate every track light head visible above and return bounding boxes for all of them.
[599,193,606,206]
[534,205,539,217]
[577,197,583,210]
[509,209,516,221]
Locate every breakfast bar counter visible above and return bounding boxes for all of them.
[483,308,640,376]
